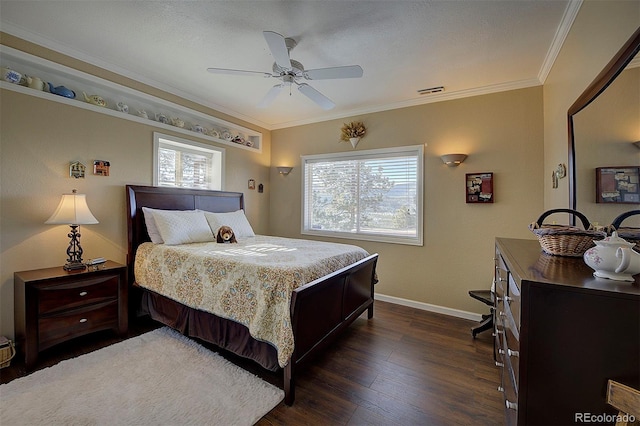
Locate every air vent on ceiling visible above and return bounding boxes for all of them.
[417,86,445,95]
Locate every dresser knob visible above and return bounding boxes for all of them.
[506,400,518,410]
[497,386,504,392]
[508,349,520,357]
[79,291,88,297]
[495,361,504,367]
[495,330,505,335]
[504,296,512,303]
[499,311,506,318]
[79,318,88,323]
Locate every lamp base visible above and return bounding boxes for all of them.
[63,262,86,271]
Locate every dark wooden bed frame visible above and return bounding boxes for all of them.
[125,185,378,405]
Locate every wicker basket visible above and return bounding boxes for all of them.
[608,210,640,252]
[0,336,15,369]
[529,209,606,257]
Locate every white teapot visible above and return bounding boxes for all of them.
[583,232,640,282]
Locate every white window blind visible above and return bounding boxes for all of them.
[153,133,224,190]
[302,145,423,245]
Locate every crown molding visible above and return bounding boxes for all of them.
[538,0,583,84]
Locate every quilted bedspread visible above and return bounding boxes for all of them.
[134,235,369,367]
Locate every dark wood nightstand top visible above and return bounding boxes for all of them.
[14,261,125,283]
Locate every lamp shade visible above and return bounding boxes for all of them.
[441,154,468,167]
[45,190,99,225]
[277,166,293,175]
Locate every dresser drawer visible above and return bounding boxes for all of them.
[38,275,119,315]
[38,300,119,351]
[507,274,521,329]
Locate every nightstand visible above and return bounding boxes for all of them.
[14,261,127,369]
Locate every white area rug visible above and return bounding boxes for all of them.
[0,327,283,425]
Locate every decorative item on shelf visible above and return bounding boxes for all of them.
[340,121,366,149]
[222,130,232,140]
[277,166,293,175]
[82,92,107,107]
[26,76,46,91]
[69,161,86,179]
[170,117,184,128]
[93,160,110,176]
[155,112,169,124]
[466,172,493,203]
[231,135,245,144]
[116,102,129,114]
[583,232,640,281]
[441,154,467,167]
[1,66,21,84]
[207,128,220,138]
[48,83,75,99]
[192,124,205,133]
[45,189,99,271]
[245,139,253,147]
[136,109,148,119]
[528,209,606,257]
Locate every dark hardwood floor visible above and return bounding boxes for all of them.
[1,301,503,425]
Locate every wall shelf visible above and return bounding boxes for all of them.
[0,46,262,153]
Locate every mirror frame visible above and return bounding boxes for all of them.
[567,26,640,215]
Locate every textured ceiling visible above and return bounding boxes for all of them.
[0,0,575,129]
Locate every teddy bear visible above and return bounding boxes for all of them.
[216,225,237,243]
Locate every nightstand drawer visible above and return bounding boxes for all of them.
[38,275,119,315]
[38,300,119,351]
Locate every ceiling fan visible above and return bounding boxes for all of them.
[207,31,363,110]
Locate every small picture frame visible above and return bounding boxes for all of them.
[69,161,86,179]
[466,172,494,203]
[93,160,110,176]
[595,166,640,203]
[248,179,256,190]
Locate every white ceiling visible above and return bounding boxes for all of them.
[0,0,577,130]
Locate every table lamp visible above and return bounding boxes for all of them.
[45,189,99,271]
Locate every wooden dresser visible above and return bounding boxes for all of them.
[494,238,639,425]
[14,261,127,369]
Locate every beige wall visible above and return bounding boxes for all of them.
[270,87,544,313]
[543,1,640,211]
[0,36,272,338]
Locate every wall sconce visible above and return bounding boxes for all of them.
[45,189,99,270]
[440,154,467,167]
[277,166,293,175]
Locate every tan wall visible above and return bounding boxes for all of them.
[543,1,640,211]
[270,87,544,314]
[0,37,272,338]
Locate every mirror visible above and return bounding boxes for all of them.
[568,27,640,227]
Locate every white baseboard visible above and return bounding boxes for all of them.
[375,293,483,322]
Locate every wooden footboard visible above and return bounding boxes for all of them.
[284,253,378,405]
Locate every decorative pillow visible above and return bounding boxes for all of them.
[151,210,215,245]
[203,210,256,238]
[141,207,165,244]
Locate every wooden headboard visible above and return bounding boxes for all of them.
[125,185,244,280]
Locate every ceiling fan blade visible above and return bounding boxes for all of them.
[263,31,292,69]
[257,84,284,108]
[297,83,335,110]
[207,67,272,78]
[305,65,363,80]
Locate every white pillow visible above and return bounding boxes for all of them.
[151,210,215,245]
[203,210,256,238]
[141,207,165,244]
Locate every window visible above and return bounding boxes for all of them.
[153,133,224,190]
[302,145,423,245]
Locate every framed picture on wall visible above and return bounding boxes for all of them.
[466,172,494,203]
[595,166,640,203]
